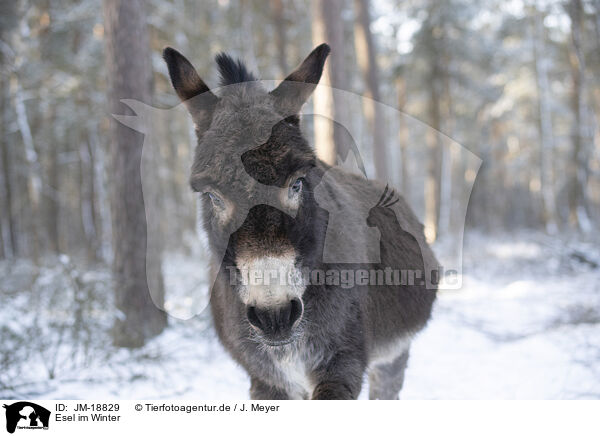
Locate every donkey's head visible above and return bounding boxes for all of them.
[164,44,330,345]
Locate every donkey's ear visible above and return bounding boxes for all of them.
[163,47,219,132]
[270,43,330,115]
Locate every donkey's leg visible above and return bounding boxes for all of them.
[250,377,289,400]
[311,352,365,400]
[368,349,410,400]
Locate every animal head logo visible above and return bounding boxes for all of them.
[3,402,50,434]
[113,59,481,320]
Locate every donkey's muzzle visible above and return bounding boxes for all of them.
[246,298,303,343]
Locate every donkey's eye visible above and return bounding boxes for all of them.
[204,191,224,208]
[289,178,304,197]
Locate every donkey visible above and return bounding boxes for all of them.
[163,43,438,399]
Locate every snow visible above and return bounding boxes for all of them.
[1,231,599,400]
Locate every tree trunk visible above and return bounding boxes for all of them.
[396,77,410,199]
[92,124,110,262]
[239,0,259,73]
[45,117,60,254]
[438,48,453,236]
[0,71,16,258]
[567,0,593,231]
[12,78,42,259]
[533,9,558,233]
[353,0,387,181]
[79,132,99,262]
[311,0,350,166]
[425,80,443,243]
[424,32,444,242]
[11,50,42,260]
[271,0,288,76]
[422,3,445,243]
[103,0,167,348]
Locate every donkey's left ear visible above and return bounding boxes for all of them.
[163,47,219,133]
[270,43,330,116]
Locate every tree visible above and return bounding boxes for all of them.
[103,0,167,348]
[396,75,410,199]
[0,2,17,259]
[418,1,446,242]
[353,0,388,181]
[532,5,558,233]
[0,79,14,259]
[311,0,351,166]
[566,0,593,230]
[272,0,288,76]
[10,10,43,260]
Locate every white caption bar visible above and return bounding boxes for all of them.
[0,400,597,436]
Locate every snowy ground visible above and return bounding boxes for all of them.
[1,231,599,399]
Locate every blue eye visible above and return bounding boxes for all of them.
[204,191,224,208]
[290,178,303,196]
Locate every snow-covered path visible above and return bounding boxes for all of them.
[3,232,599,400]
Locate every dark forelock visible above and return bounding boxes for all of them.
[215,53,258,86]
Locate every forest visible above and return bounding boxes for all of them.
[0,0,599,399]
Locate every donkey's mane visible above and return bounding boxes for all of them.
[215,53,258,86]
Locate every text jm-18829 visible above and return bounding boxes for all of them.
[56,403,120,412]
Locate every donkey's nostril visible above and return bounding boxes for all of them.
[247,306,263,330]
[280,302,292,328]
[289,298,303,325]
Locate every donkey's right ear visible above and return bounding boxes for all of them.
[163,47,219,131]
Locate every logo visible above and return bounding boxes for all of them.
[113,79,481,319]
[2,402,50,434]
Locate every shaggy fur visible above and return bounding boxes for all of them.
[164,44,438,399]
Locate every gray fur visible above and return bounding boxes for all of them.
[369,350,410,400]
[163,44,438,400]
